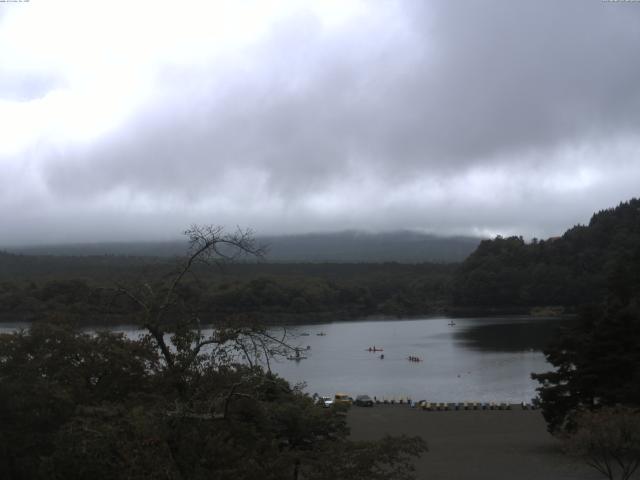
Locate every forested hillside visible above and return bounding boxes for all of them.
[7,230,480,263]
[453,198,640,309]
[0,254,454,324]
[3,198,639,323]
[529,199,640,433]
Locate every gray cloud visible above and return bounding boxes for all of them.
[2,0,640,245]
[0,70,61,101]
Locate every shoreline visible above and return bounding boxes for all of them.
[0,310,574,327]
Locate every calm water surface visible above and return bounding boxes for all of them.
[0,316,570,403]
[270,317,569,403]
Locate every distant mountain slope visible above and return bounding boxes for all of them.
[453,198,640,308]
[7,231,481,263]
[260,231,480,263]
[0,250,166,282]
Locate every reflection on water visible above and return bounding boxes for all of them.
[270,317,572,403]
[455,317,577,352]
[0,316,572,403]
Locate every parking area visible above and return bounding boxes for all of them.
[348,405,602,480]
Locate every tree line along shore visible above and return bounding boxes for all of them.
[2,199,639,325]
[0,199,639,479]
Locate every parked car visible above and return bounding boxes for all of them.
[318,396,334,408]
[334,393,353,405]
[354,395,374,407]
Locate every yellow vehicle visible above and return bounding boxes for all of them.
[334,393,353,405]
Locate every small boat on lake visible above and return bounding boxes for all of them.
[366,346,384,352]
[448,320,456,326]
[288,348,308,361]
[316,332,326,336]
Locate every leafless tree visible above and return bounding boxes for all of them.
[114,225,291,378]
[563,407,640,480]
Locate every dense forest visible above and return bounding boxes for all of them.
[0,255,454,324]
[1,198,640,324]
[2,200,640,478]
[0,231,470,324]
[0,227,426,479]
[529,200,640,438]
[453,198,640,311]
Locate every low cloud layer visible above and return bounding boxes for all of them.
[1,0,639,246]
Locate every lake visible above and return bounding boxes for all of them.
[0,316,570,403]
[268,316,569,403]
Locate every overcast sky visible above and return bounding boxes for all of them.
[1,0,639,246]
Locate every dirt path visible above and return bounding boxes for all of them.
[348,405,603,480]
